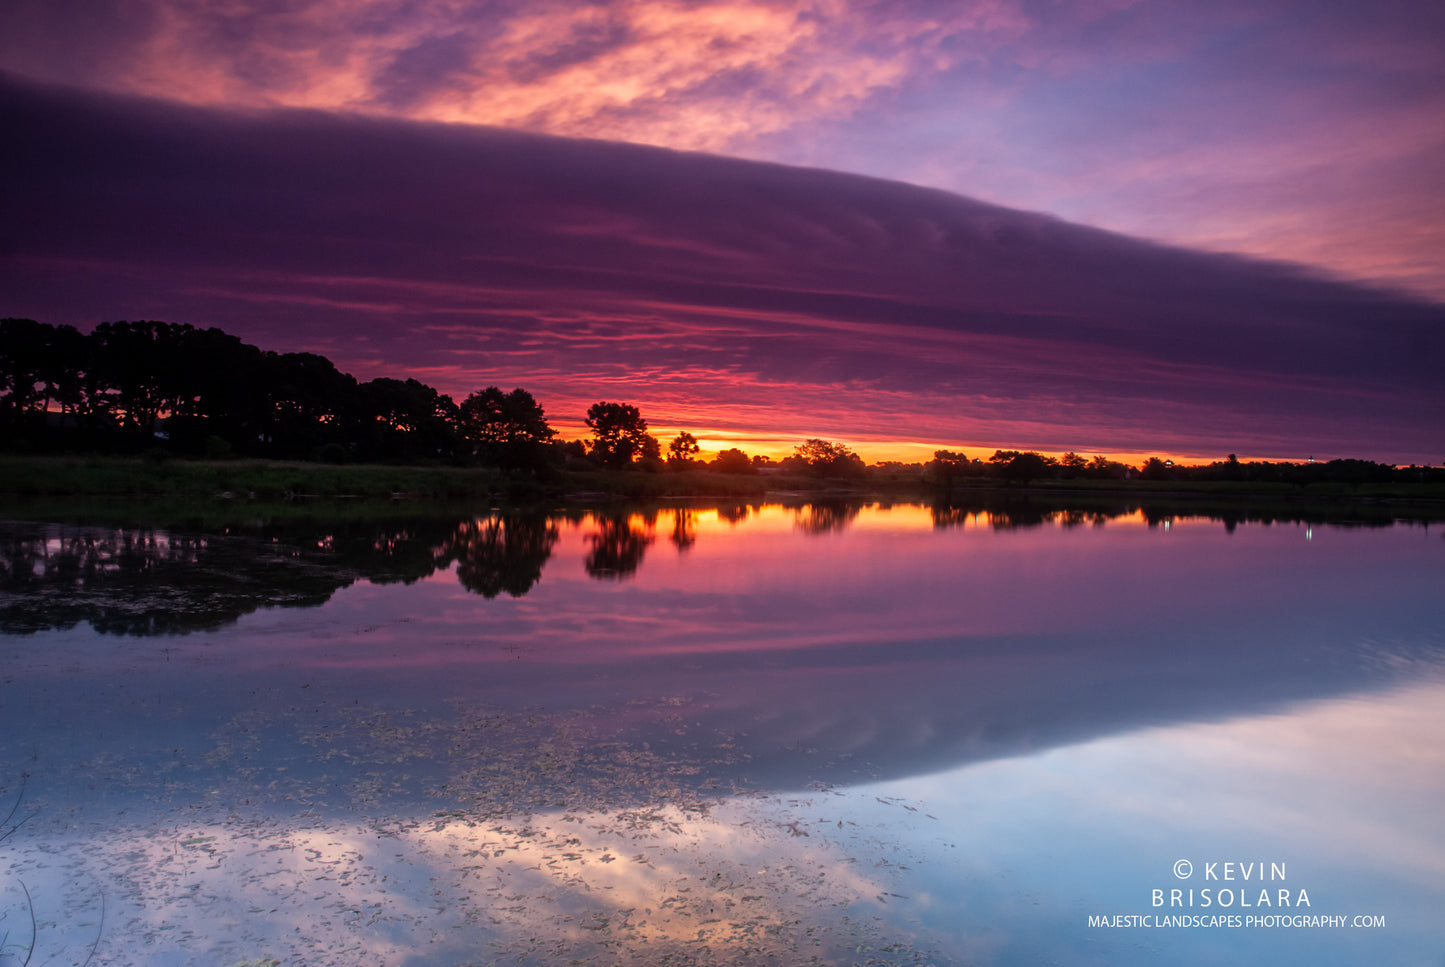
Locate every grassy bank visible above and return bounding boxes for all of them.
[0,455,891,501]
[938,474,1445,503]
[1,454,1441,508]
[0,455,507,501]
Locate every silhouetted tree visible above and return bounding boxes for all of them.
[1086,455,1132,480]
[871,460,924,484]
[88,320,197,443]
[458,387,555,471]
[165,326,267,454]
[1140,456,1172,481]
[585,401,657,468]
[553,438,592,468]
[43,324,93,432]
[359,377,458,462]
[989,450,1055,485]
[792,438,865,478]
[0,319,94,444]
[262,351,358,459]
[712,447,754,474]
[666,431,700,468]
[0,318,50,428]
[929,449,973,487]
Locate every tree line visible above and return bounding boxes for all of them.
[1,318,1436,484]
[0,317,633,470]
[0,317,922,477]
[929,448,1443,487]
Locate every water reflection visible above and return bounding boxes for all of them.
[585,512,655,579]
[668,508,698,551]
[7,789,915,966]
[453,512,558,598]
[0,524,355,635]
[794,498,862,534]
[2,499,1442,965]
[4,497,1434,638]
[846,678,1445,966]
[5,503,1441,795]
[716,502,751,525]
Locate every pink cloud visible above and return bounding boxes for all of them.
[4,0,1442,299]
[3,76,1441,463]
[1,0,1024,151]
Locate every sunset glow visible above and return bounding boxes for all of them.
[2,1,1443,463]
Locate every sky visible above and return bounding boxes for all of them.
[2,0,1443,463]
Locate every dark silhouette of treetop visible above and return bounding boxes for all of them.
[989,450,1055,484]
[712,448,754,474]
[0,318,81,433]
[586,401,658,468]
[791,438,865,478]
[459,387,556,470]
[666,431,700,468]
[262,350,357,460]
[929,449,974,487]
[362,377,458,461]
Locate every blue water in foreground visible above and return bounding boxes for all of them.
[2,502,1441,965]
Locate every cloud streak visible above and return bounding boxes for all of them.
[3,1,1443,297]
[2,76,1442,461]
[1,0,988,149]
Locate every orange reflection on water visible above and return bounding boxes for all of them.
[13,795,897,965]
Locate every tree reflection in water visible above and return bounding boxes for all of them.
[0,523,358,635]
[1,497,1427,636]
[716,503,750,525]
[452,513,558,598]
[668,508,697,552]
[793,499,862,535]
[585,513,655,579]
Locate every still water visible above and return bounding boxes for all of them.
[1,498,1442,965]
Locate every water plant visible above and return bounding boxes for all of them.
[0,778,102,967]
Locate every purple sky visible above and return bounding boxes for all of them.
[2,1,1443,462]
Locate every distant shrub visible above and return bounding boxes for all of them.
[712,448,754,475]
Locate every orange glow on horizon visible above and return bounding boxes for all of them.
[552,416,1302,468]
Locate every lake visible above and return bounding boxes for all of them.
[2,496,1442,966]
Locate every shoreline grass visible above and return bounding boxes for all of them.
[1,454,1442,510]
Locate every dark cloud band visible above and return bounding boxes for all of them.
[2,75,1441,460]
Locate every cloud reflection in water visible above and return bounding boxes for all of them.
[1,501,1441,964]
